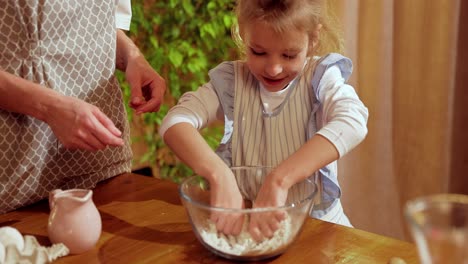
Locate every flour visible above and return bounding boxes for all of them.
[199,214,293,256]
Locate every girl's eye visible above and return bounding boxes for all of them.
[283,54,297,59]
[250,48,265,56]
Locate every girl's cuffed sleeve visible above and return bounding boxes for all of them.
[159,62,235,141]
[159,83,222,139]
[313,55,369,157]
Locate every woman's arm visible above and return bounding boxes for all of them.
[0,70,124,150]
[115,29,141,72]
[116,29,166,113]
[0,70,59,121]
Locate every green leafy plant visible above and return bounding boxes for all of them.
[117,0,237,182]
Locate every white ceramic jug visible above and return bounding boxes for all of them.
[48,189,102,254]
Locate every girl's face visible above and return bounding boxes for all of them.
[244,20,310,92]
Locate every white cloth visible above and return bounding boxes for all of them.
[115,0,132,30]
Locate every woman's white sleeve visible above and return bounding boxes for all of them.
[159,83,223,139]
[115,0,132,30]
[316,66,369,157]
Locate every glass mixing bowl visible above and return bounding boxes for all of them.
[179,166,318,261]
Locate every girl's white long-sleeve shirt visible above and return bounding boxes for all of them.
[159,64,368,158]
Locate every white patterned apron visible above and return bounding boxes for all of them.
[230,61,322,205]
[0,1,132,213]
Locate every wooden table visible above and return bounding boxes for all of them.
[0,173,419,263]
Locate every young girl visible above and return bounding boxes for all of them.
[160,0,368,241]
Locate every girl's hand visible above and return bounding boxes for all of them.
[44,96,124,151]
[209,170,245,236]
[249,175,288,242]
[125,54,166,114]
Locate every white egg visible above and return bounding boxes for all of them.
[0,227,24,252]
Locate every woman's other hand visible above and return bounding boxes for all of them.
[44,95,124,151]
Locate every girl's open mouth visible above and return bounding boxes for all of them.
[263,76,286,86]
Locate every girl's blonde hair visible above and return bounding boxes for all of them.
[232,0,343,57]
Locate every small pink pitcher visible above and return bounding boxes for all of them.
[48,189,102,254]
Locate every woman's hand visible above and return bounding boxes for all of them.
[209,169,245,236]
[116,30,165,114]
[44,95,124,151]
[125,54,166,114]
[248,173,289,242]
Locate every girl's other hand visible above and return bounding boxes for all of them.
[209,170,245,236]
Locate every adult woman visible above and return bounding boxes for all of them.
[0,0,165,213]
